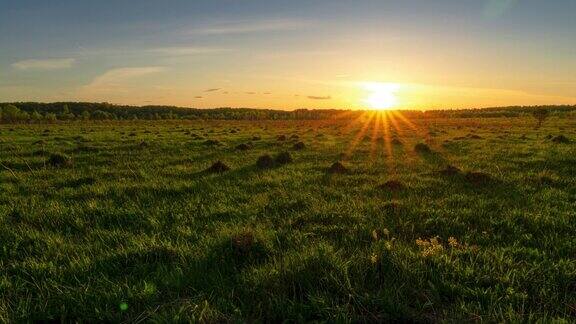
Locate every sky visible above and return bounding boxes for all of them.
[1,0,575,110]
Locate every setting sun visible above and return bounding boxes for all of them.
[362,82,401,110]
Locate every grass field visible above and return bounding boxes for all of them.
[1,114,575,322]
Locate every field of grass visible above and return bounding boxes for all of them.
[1,114,575,322]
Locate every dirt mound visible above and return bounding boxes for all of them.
[338,152,349,160]
[414,143,431,153]
[327,162,349,174]
[231,231,254,254]
[551,135,570,144]
[235,143,252,151]
[293,142,305,150]
[47,153,73,167]
[275,152,293,165]
[206,161,230,173]
[439,165,461,176]
[378,180,406,191]
[204,139,221,146]
[256,155,275,169]
[465,171,491,185]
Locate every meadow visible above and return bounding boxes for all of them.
[0,113,575,322]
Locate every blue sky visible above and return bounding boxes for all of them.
[1,0,575,109]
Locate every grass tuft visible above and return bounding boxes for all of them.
[327,161,349,174]
[275,152,293,165]
[414,143,432,153]
[256,154,275,169]
[47,153,73,167]
[206,160,230,173]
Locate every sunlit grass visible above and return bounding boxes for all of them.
[0,116,575,322]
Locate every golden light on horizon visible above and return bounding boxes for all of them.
[362,82,401,110]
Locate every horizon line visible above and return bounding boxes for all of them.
[3,101,576,113]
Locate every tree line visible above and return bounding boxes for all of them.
[0,102,574,124]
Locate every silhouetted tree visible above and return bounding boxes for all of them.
[31,110,43,122]
[2,104,25,123]
[532,109,550,129]
[44,112,57,123]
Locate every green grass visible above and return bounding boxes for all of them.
[1,116,575,322]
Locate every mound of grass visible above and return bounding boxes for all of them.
[256,155,275,169]
[414,143,431,153]
[32,149,49,156]
[275,152,293,165]
[465,171,492,185]
[439,165,461,176]
[293,141,305,150]
[327,161,349,174]
[229,231,269,264]
[277,135,287,141]
[60,177,97,188]
[338,152,349,160]
[72,144,100,153]
[204,139,221,146]
[47,153,73,167]
[551,135,570,143]
[231,231,255,254]
[235,143,252,151]
[378,180,406,191]
[206,160,230,173]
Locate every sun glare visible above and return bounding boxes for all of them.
[362,82,401,110]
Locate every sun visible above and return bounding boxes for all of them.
[362,82,401,110]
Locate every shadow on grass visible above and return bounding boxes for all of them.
[416,150,448,167]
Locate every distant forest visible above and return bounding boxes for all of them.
[0,102,575,123]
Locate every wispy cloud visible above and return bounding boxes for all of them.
[483,0,519,18]
[80,66,166,96]
[189,19,311,35]
[205,88,221,92]
[12,58,75,71]
[68,46,229,58]
[308,95,332,100]
[146,47,229,56]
